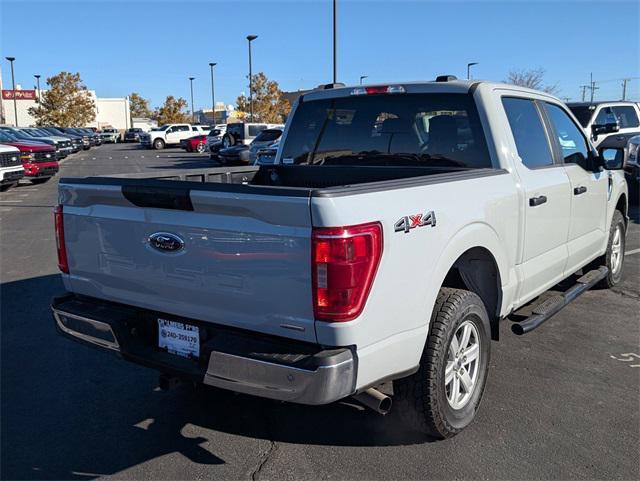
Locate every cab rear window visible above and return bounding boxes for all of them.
[281,93,492,169]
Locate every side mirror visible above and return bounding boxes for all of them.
[598,147,625,170]
[591,121,619,139]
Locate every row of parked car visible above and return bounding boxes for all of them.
[160,122,285,165]
[0,125,104,192]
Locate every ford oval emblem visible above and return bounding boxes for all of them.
[148,232,184,253]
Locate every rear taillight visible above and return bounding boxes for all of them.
[54,205,69,273]
[312,222,383,322]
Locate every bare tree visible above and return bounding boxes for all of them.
[505,68,559,95]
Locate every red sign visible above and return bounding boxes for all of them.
[2,90,37,100]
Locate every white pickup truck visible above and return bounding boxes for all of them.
[140,124,210,150]
[0,144,25,191]
[52,78,628,438]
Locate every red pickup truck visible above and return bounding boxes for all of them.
[0,131,59,183]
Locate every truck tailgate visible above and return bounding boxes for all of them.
[59,181,316,343]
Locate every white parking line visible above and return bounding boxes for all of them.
[625,248,640,257]
[0,200,22,203]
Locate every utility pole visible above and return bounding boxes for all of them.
[466,62,478,80]
[580,85,588,102]
[209,63,217,125]
[34,74,41,103]
[188,77,195,123]
[589,72,599,103]
[247,35,258,122]
[621,78,629,101]
[5,57,18,127]
[333,0,337,84]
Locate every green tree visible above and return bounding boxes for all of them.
[129,92,152,118]
[236,72,291,123]
[155,96,191,125]
[505,68,559,95]
[28,72,95,127]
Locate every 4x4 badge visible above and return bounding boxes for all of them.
[394,211,436,233]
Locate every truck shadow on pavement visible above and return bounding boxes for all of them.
[1,274,429,480]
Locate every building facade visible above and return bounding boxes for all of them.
[1,86,131,130]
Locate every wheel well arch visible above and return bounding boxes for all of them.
[441,247,502,341]
[616,193,628,225]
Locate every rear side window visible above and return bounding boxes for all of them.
[544,103,589,165]
[227,123,244,140]
[281,93,492,168]
[612,106,640,129]
[595,107,617,125]
[254,129,282,142]
[502,97,554,168]
[248,125,268,137]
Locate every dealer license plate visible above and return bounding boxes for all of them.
[157,318,200,359]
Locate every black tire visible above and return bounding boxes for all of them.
[196,142,206,153]
[588,209,626,288]
[153,138,165,150]
[30,177,51,184]
[394,288,491,439]
[222,133,235,148]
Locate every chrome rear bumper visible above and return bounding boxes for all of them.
[52,297,356,405]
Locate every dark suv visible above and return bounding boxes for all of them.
[124,128,144,142]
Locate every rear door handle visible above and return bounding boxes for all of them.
[529,195,547,207]
[574,186,587,195]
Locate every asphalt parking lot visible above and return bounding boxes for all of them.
[1,143,639,480]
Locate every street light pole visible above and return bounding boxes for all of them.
[34,74,41,103]
[359,75,368,85]
[209,63,217,125]
[5,57,18,127]
[333,0,337,84]
[188,77,195,123]
[466,62,478,80]
[246,35,258,122]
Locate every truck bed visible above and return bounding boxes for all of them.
[61,164,503,205]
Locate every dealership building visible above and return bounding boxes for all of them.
[1,86,132,130]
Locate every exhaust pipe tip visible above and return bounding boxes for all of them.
[354,388,393,415]
[511,323,525,336]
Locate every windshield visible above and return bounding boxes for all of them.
[281,93,492,168]
[151,125,170,131]
[0,131,18,142]
[3,128,32,140]
[567,106,595,127]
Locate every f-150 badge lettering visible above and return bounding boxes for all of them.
[394,211,436,233]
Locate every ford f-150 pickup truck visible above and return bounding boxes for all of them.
[0,144,24,191]
[52,78,628,438]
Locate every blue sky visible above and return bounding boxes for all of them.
[1,0,638,110]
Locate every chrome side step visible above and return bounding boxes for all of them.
[511,266,608,335]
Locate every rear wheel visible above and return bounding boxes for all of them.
[153,138,165,150]
[222,133,235,148]
[394,288,491,439]
[196,142,206,153]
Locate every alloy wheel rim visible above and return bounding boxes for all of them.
[611,225,623,275]
[445,319,481,410]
